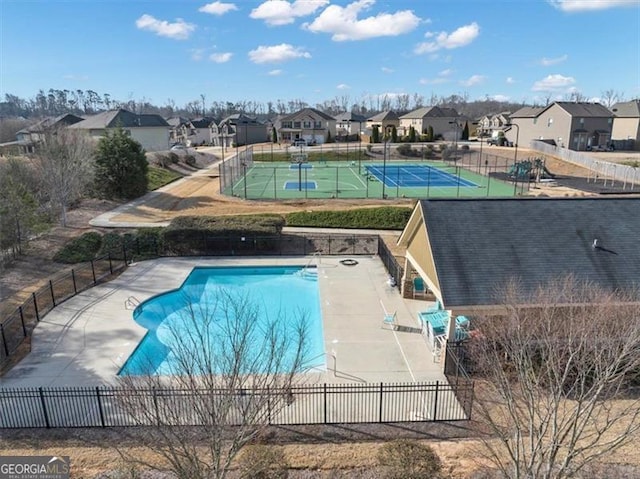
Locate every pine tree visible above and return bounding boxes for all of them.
[462,121,470,141]
[391,126,398,143]
[372,125,380,143]
[94,128,148,200]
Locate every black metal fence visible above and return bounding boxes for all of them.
[0,381,472,429]
[444,344,474,419]
[0,253,129,367]
[0,233,388,369]
[377,238,404,290]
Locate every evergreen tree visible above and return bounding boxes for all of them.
[372,125,380,143]
[428,125,434,142]
[408,126,416,143]
[462,121,470,141]
[391,126,398,143]
[94,128,148,200]
[271,126,277,143]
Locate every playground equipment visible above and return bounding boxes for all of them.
[508,158,555,181]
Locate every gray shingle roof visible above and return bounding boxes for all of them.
[510,106,544,118]
[280,107,335,122]
[367,110,399,122]
[70,109,168,129]
[420,197,640,307]
[552,102,613,118]
[333,112,367,122]
[610,99,640,118]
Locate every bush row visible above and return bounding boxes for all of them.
[284,206,412,230]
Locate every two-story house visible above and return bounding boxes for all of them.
[167,116,191,145]
[398,106,462,139]
[506,102,613,151]
[69,109,170,152]
[334,112,367,140]
[366,111,400,140]
[278,108,336,145]
[218,114,266,147]
[16,113,84,152]
[610,99,640,150]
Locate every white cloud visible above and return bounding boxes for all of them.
[506,76,515,84]
[460,74,485,87]
[491,94,511,102]
[438,68,453,77]
[532,74,576,91]
[135,14,195,40]
[251,0,329,26]
[337,83,350,90]
[248,43,311,64]
[540,54,568,66]
[191,49,205,61]
[199,1,238,15]
[304,0,421,41]
[548,0,638,11]
[381,67,394,73]
[268,69,283,76]
[209,52,233,63]
[415,22,479,54]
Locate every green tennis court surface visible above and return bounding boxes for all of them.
[221,160,516,200]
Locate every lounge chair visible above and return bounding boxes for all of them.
[413,277,427,299]
[382,311,397,330]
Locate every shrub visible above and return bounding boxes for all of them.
[237,445,289,479]
[53,232,103,264]
[98,232,136,260]
[461,145,470,150]
[168,152,180,164]
[377,440,442,479]
[183,154,197,167]
[285,207,411,230]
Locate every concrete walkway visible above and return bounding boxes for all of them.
[0,256,444,387]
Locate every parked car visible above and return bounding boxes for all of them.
[170,143,187,151]
[292,138,307,146]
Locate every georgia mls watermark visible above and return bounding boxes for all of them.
[0,457,70,479]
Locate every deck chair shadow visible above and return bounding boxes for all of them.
[413,277,428,299]
[382,311,398,330]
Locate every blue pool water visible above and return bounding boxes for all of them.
[119,266,325,376]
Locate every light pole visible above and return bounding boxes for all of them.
[269,121,274,162]
[358,120,362,175]
[505,123,520,195]
[382,140,388,199]
[448,120,460,162]
[472,121,483,173]
[346,119,349,164]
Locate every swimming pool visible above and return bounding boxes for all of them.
[119,266,325,376]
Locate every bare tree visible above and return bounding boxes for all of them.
[115,289,311,479]
[469,277,640,479]
[32,128,95,226]
[601,89,624,108]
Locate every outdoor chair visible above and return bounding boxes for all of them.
[413,277,427,299]
[382,311,398,330]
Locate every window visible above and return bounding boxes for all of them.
[547,118,554,127]
[533,118,537,125]
[579,118,584,124]
[314,121,322,128]
[282,121,292,128]
[303,121,311,128]
[293,121,301,128]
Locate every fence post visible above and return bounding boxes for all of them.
[71,269,77,295]
[433,381,439,421]
[19,306,27,336]
[49,280,56,307]
[267,386,271,425]
[0,324,9,357]
[91,260,96,284]
[96,386,106,427]
[108,253,113,275]
[379,382,384,423]
[153,387,160,425]
[39,387,51,428]
[323,383,327,424]
[32,292,40,322]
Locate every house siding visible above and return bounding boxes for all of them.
[130,127,170,152]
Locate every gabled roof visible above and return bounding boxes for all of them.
[367,110,399,122]
[280,107,335,122]
[333,112,367,122]
[417,197,640,308]
[219,113,260,126]
[70,109,169,129]
[400,106,443,119]
[17,113,84,134]
[190,117,216,128]
[166,116,190,127]
[510,106,545,118]
[550,101,613,118]
[610,99,640,118]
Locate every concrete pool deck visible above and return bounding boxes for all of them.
[0,256,446,388]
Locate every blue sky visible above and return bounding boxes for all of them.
[1,0,639,109]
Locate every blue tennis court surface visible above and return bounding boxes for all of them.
[366,164,478,188]
[284,181,317,190]
[289,163,313,170]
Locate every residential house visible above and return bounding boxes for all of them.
[69,109,170,152]
[610,99,640,150]
[506,102,613,151]
[398,106,461,140]
[397,197,640,343]
[16,113,84,152]
[334,112,367,139]
[476,115,492,137]
[366,111,399,140]
[188,117,217,146]
[166,116,191,145]
[218,114,266,147]
[278,108,336,144]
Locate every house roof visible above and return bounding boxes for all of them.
[367,110,399,122]
[399,106,460,120]
[417,197,640,308]
[333,112,367,122]
[510,106,545,118]
[610,99,640,118]
[551,102,613,118]
[166,116,190,127]
[70,109,169,129]
[280,107,335,122]
[190,117,216,128]
[17,113,84,134]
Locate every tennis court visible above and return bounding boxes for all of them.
[221,159,515,200]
